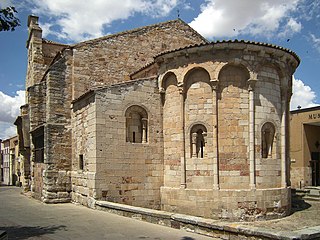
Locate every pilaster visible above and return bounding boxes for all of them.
[248,78,257,189]
[210,79,219,190]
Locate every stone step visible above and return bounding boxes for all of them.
[304,186,320,190]
[293,188,308,197]
[303,196,320,202]
[302,186,320,201]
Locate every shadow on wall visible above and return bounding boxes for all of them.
[0,225,67,240]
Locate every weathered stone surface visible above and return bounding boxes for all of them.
[18,14,299,221]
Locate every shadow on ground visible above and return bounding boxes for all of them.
[291,195,311,213]
[0,225,67,239]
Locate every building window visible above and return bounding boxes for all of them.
[125,105,148,143]
[32,127,44,163]
[79,154,84,170]
[261,122,275,158]
[190,124,207,158]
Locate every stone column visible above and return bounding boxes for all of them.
[178,84,186,188]
[141,118,147,143]
[281,88,287,187]
[210,79,219,189]
[191,133,197,158]
[248,79,257,189]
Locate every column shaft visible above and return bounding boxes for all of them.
[179,89,186,188]
[281,99,287,187]
[249,89,256,189]
[212,87,219,189]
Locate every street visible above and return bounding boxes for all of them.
[0,187,216,240]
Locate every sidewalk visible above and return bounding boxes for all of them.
[0,186,215,240]
[1,186,320,239]
[95,197,320,239]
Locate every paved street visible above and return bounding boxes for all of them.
[0,186,216,240]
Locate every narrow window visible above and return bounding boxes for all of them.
[125,105,148,143]
[79,154,84,170]
[200,140,204,158]
[32,127,44,163]
[190,124,207,158]
[261,122,275,158]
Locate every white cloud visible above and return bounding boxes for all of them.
[310,33,320,53]
[279,18,302,38]
[0,90,25,140]
[29,0,179,42]
[290,76,318,110]
[0,90,25,123]
[0,122,17,140]
[189,0,302,39]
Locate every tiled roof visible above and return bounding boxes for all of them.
[42,38,70,47]
[131,40,300,77]
[155,40,300,62]
[72,18,207,48]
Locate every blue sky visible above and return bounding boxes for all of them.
[0,0,320,139]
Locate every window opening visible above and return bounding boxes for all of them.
[200,140,204,158]
[32,127,44,163]
[190,124,207,158]
[125,105,148,143]
[79,154,84,170]
[261,122,275,158]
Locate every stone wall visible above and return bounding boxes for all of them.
[26,16,66,91]
[71,93,96,207]
[72,78,163,209]
[184,69,214,189]
[28,82,46,198]
[157,41,299,221]
[42,51,73,203]
[255,66,282,189]
[161,187,291,221]
[71,19,207,100]
[28,82,46,131]
[218,65,250,189]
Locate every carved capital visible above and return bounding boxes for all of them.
[192,132,197,143]
[247,78,257,91]
[177,83,184,94]
[210,79,219,91]
[159,87,165,94]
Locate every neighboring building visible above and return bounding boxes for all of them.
[1,138,10,185]
[290,106,320,188]
[16,15,299,221]
[0,139,3,183]
[1,136,18,186]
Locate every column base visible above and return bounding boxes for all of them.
[213,184,219,190]
[180,183,186,189]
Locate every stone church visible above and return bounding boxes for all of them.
[16,15,299,221]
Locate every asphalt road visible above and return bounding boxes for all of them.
[0,186,216,240]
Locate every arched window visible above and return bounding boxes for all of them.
[190,124,207,158]
[261,122,275,158]
[125,105,148,143]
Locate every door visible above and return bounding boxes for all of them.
[310,152,320,186]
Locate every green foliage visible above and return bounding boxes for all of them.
[0,6,21,32]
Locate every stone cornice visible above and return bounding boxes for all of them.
[155,40,300,66]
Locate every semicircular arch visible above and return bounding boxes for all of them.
[159,71,178,91]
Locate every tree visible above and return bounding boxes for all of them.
[0,6,20,32]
